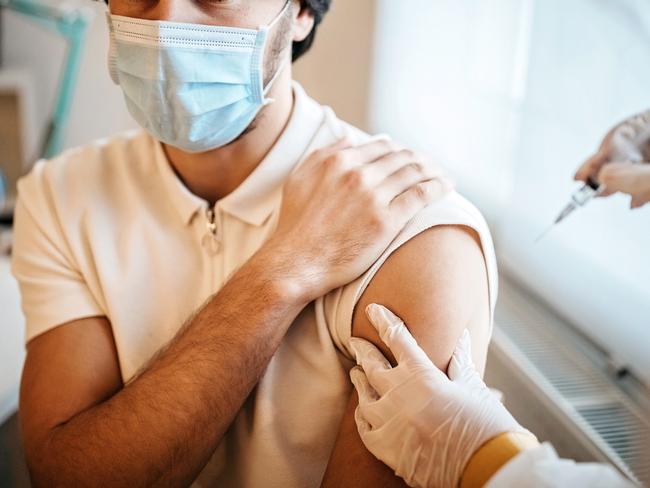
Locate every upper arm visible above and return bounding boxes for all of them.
[352,224,490,373]
[20,316,123,467]
[12,167,124,474]
[321,224,491,487]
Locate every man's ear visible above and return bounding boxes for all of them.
[291,0,315,43]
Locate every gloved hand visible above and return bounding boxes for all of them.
[575,110,650,208]
[349,303,530,488]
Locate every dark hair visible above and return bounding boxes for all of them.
[292,0,331,62]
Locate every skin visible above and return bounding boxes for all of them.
[137,0,308,206]
[18,1,449,486]
[321,225,491,487]
[21,256,310,487]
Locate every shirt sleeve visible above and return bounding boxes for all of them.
[318,191,499,361]
[10,163,105,344]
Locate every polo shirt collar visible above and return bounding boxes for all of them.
[153,81,326,227]
[153,140,206,226]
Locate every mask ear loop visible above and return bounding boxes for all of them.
[257,0,292,104]
[105,12,120,85]
[266,0,292,31]
[262,57,288,102]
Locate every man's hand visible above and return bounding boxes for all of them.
[349,304,529,488]
[575,110,650,208]
[266,138,451,301]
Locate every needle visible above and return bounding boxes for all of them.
[535,177,600,244]
[534,202,577,243]
[534,225,554,243]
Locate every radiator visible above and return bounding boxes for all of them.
[486,274,650,486]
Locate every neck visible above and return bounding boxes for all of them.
[162,69,294,206]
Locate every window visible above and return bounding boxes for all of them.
[370,0,650,385]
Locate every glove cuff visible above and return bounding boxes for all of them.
[459,431,539,488]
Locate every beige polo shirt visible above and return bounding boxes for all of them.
[11,82,498,487]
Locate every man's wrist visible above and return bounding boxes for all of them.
[244,244,320,308]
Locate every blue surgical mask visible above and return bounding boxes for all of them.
[106,1,290,153]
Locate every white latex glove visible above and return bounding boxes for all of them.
[575,110,650,208]
[349,303,529,488]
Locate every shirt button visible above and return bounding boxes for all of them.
[202,206,222,255]
[202,232,222,255]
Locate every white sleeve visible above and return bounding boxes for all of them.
[486,443,636,488]
[319,191,498,361]
[10,163,105,343]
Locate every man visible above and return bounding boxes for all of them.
[11,1,496,486]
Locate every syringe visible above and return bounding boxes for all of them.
[535,176,602,242]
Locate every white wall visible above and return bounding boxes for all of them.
[370,0,650,385]
[293,0,376,131]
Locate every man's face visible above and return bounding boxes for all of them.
[109,0,294,86]
[106,0,314,148]
[109,0,290,30]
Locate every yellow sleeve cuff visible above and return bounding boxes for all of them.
[459,432,540,488]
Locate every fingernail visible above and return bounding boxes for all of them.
[366,303,387,329]
[631,200,643,209]
[456,329,474,359]
[462,328,470,341]
[349,338,362,363]
[374,133,391,142]
[371,303,400,326]
[349,366,361,386]
[365,303,378,320]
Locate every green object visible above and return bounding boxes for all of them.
[1,0,92,158]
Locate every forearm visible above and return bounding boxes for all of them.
[32,249,310,487]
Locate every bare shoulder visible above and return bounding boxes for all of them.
[351,224,491,373]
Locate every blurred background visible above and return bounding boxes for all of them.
[1,0,649,485]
